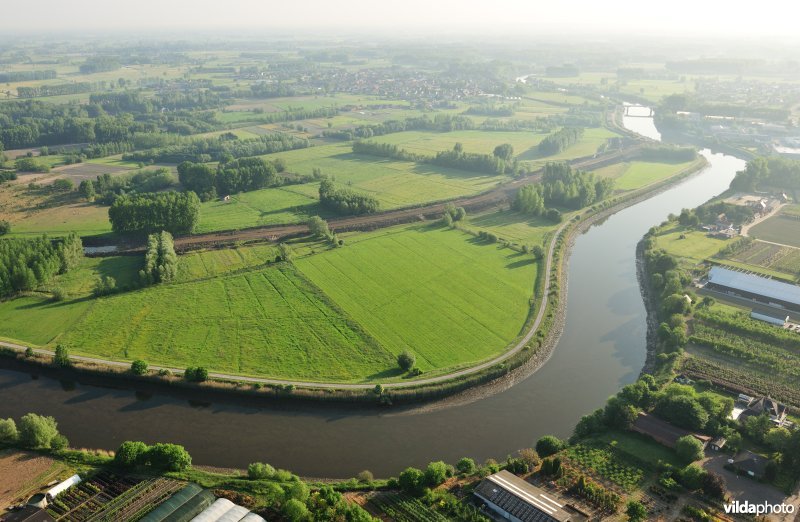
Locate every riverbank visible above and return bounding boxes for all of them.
[0,154,708,408]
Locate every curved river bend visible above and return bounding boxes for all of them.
[0,111,744,478]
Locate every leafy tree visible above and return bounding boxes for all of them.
[184,367,209,382]
[283,498,310,521]
[108,192,200,236]
[536,435,564,457]
[603,397,638,430]
[78,180,96,201]
[50,434,69,450]
[287,481,310,502]
[307,216,330,238]
[743,413,773,443]
[701,471,726,500]
[248,462,276,479]
[92,275,117,296]
[456,457,477,475]
[424,461,449,486]
[493,143,514,161]
[144,443,192,471]
[115,441,148,468]
[654,395,708,431]
[142,231,178,284]
[130,360,148,375]
[677,464,706,490]
[0,418,18,444]
[625,500,647,522]
[398,467,426,496]
[765,427,791,452]
[356,470,374,482]
[52,178,74,192]
[54,345,70,368]
[675,435,705,463]
[0,220,9,236]
[397,351,416,372]
[18,413,59,449]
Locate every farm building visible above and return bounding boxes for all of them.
[706,266,800,312]
[139,483,213,522]
[473,470,580,522]
[731,450,769,479]
[189,498,265,522]
[630,413,711,449]
[750,310,789,326]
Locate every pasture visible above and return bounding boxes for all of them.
[176,244,278,281]
[592,160,697,191]
[368,130,550,158]
[464,208,559,246]
[58,263,395,382]
[749,214,800,248]
[653,225,730,264]
[295,224,538,372]
[517,127,620,163]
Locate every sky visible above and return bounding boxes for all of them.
[4,0,799,38]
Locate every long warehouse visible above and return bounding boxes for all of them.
[706,266,800,313]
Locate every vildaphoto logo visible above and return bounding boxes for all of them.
[723,501,796,515]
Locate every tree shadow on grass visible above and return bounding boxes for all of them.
[506,258,536,269]
[364,367,405,381]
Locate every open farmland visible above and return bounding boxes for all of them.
[749,214,800,248]
[652,224,730,264]
[51,263,394,381]
[516,127,620,162]
[368,129,550,157]
[722,239,800,278]
[295,224,538,372]
[176,244,278,281]
[464,208,560,246]
[592,160,697,191]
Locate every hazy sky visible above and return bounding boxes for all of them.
[7,0,800,38]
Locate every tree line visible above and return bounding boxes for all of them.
[352,140,513,176]
[538,126,584,156]
[0,233,82,298]
[322,114,476,141]
[319,179,379,215]
[0,70,56,82]
[514,162,614,217]
[17,82,100,99]
[79,168,177,205]
[178,156,279,201]
[141,231,178,285]
[108,191,200,236]
[123,132,308,164]
[731,156,800,192]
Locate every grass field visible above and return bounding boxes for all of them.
[176,244,278,281]
[0,296,91,346]
[368,130,550,158]
[653,224,730,264]
[464,209,559,246]
[749,215,800,248]
[592,160,697,191]
[295,224,538,371]
[517,127,620,163]
[56,263,394,381]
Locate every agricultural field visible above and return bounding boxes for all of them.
[57,263,395,381]
[176,244,278,281]
[592,160,698,191]
[295,224,538,372]
[563,443,644,492]
[0,296,92,347]
[749,214,800,248]
[463,208,559,246]
[516,127,620,163]
[266,142,508,209]
[721,239,800,279]
[652,224,730,265]
[368,129,550,158]
[367,492,450,522]
[0,450,71,509]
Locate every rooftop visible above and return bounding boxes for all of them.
[707,266,800,307]
[474,470,574,522]
[631,412,710,449]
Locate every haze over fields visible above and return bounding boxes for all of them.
[5,0,800,38]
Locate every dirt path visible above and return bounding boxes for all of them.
[740,202,786,237]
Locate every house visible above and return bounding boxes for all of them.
[709,437,727,451]
[731,450,769,479]
[739,396,789,427]
[630,413,711,449]
[474,470,579,522]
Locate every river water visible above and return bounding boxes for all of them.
[0,111,745,478]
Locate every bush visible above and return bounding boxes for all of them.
[626,500,648,522]
[18,413,59,449]
[397,350,416,372]
[0,220,10,236]
[356,470,374,482]
[283,498,309,521]
[50,434,69,450]
[52,178,74,192]
[536,435,564,457]
[456,457,477,475]
[399,467,426,496]
[675,435,705,464]
[144,443,192,471]
[678,464,706,490]
[115,441,149,468]
[424,461,449,486]
[130,360,148,375]
[0,418,18,444]
[53,345,70,368]
[184,367,209,382]
[248,462,276,480]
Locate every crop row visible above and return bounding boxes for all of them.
[368,493,451,522]
[564,445,643,492]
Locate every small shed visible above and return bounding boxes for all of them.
[710,437,726,451]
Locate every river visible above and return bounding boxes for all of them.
[0,110,745,478]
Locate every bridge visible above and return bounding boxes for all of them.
[624,105,654,117]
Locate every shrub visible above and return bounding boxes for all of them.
[247,462,276,480]
[397,350,416,372]
[626,500,647,522]
[24,347,34,358]
[456,457,477,475]
[0,418,18,444]
[677,464,706,490]
[50,434,69,450]
[0,220,10,236]
[424,461,449,486]
[18,413,59,449]
[675,435,705,464]
[144,443,192,471]
[356,470,374,482]
[184,367,209,382]
[115,441,149,468]
[53,345,70,368]
[130,360,148,375]
[399,467,426,496]
[283,499,309,521]
[536,435,564,457]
